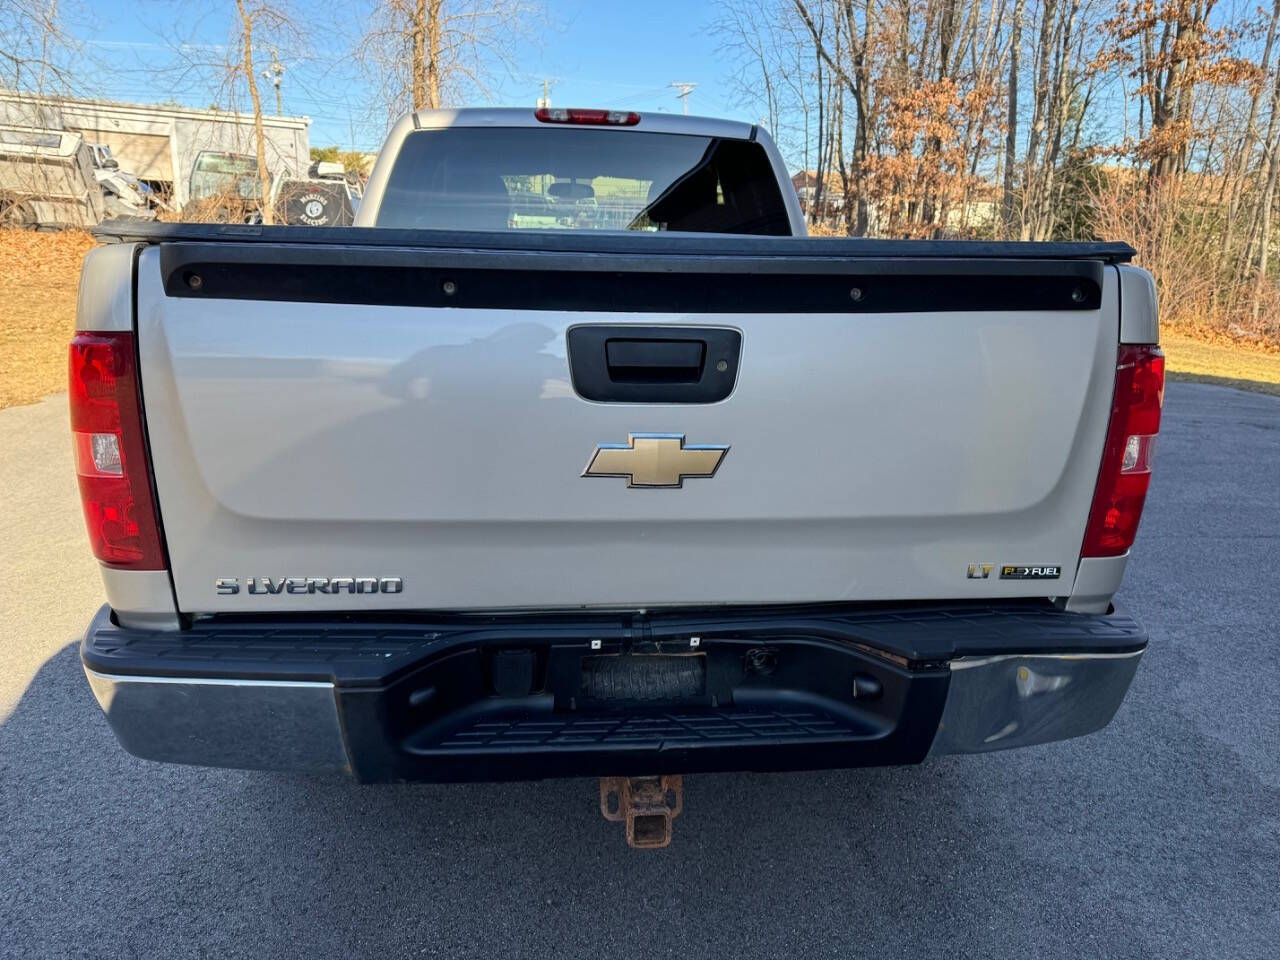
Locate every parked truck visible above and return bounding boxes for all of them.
[88,142,162,216]
[73,108,1162,847]
[0,125,104,228]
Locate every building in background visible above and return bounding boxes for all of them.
[0,91,310,209]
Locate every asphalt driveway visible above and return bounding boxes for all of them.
[1,381,1277,959]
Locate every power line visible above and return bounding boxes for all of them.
[611,85,677,108]
[670,82,696,115]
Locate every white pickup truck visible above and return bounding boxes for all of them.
[73,108,1162,842]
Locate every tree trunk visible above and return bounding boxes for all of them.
[852,0,872,234]
[1221,0,1280,298]
[833,84,855,235]
[1031,0,1079,241]
[1253,61,1280,316]
[427,0,443,108]
[1256,166,1278,317]
[1003,0,1024,238]
[794,0,871,233]
[236,0,273,226]
[813,44,825,225]
[411,0,427,109]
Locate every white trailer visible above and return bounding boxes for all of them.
[0,92,310,209]
[0,125,104,228]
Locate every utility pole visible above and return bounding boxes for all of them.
[262,48,285,115]
[670,82,696,115]
[37,0,57,93]
[537,77,554,109]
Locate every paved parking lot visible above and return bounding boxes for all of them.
[2,381,1277,959]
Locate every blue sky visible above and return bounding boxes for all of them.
[77,1,748,152]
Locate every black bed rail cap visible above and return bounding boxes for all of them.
[92,219,1137,263]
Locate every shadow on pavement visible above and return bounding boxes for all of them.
[1166,370,1280,397]
[1,637,1274,960]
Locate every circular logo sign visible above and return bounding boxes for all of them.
[294,192,331,225]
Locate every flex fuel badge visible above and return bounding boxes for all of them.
[999,565,1062,580]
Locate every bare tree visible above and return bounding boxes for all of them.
[713,0,787,141]
[173,0,306,224]
[1218,0,1280,303]
[1002,0,1025,235]
[233,0,274,223]
[356,0,542,119]
[0,0,80,93]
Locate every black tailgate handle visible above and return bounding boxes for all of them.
[567,325,741,403]
[605,338,704,383]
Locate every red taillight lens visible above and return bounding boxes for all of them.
[534,107,640,126]
[69,332,165,568]
[1081,344,1165,557]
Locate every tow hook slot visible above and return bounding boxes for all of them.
[599,775,683,849]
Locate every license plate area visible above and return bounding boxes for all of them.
[580,654,706,702]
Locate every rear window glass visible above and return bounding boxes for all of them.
[375,127,790,235]
[0,129,62,148]
[193,153,258,175]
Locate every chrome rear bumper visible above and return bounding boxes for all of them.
[928,649,1144,756]
[83,669,351,774]
[81,602,1146,779]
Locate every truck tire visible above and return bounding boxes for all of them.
[0,196,38,229]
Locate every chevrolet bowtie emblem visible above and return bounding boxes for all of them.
[583,433,729,488]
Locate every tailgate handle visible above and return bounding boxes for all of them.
[567,325,742,404]
[605,338,705,383]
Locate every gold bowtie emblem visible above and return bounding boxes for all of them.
[583,433,729,488]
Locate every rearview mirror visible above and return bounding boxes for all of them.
[547,180,594,201]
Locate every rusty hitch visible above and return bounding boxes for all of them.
[599,775,683,849]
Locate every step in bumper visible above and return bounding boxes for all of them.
[80,602,1147,781]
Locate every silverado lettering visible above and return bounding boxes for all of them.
[216,577,404,595]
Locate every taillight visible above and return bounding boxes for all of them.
[69,331,165,568]
[534,107,640,126]
[1081,344,1165,557]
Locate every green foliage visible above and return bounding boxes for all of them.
[339,151,372,175]
[1051,156,1109,242]
[309,146,372,174]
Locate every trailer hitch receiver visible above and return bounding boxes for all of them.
[599,775,683,849]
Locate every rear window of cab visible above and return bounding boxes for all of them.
[375,126,791,236]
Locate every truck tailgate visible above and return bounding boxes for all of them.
[132,236,1121,613]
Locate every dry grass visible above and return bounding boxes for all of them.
[806,220,845,237]
[1,228,1278,411]
[1162,330,1280,396]
[1,229,95,409]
